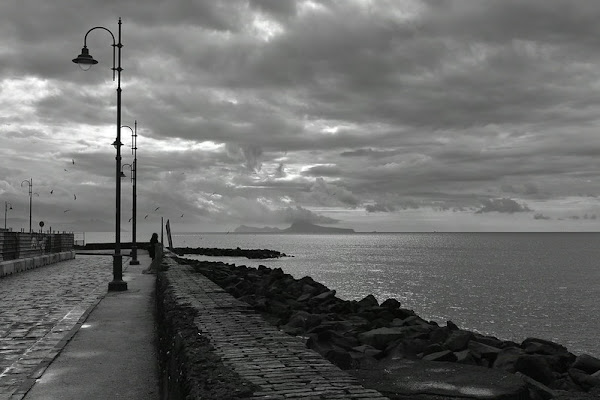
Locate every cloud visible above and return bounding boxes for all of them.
[475,198,532,214]
[307,177,360,207]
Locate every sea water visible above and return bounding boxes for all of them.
[87,231,600,357]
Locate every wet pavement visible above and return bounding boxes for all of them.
[0,254,116,399]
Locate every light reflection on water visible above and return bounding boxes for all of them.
[170,232,599,357]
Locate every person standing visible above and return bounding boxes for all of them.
[149,232,159,260]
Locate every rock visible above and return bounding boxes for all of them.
[471,333,504,348]
[402,315,431,327]
[514,355,556,386]
[382,338,429,361]
[569,368,600,390]
[326,347,354,370]
[348,359,530,400]
[380,298,401,309]
[468,340,501,365]
[454,349,478,365]
[357,294,379,308]
[422,343,445,356]
[351,344,383,359]
[515,372,557,400]
[572,354,600,375]
[429,327,449,344]
[522,337,569,356]
[422,350,457,362]
[446,320,459,331]
[311,290,336,301]
[444,330,473,352]
[281,311,323,334]
[493,347,525,373]
[357,327,413,350]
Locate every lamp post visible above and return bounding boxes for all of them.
[20,178,32,233]
[4,202,12,230]
[72,18,127,291]
[121,121,139,265]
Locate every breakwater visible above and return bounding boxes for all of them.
[160,253,600,399]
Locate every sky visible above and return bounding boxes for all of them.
[2,0,600,234]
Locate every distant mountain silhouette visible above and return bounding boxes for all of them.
[234,225,283,233]
[234,221,355,234]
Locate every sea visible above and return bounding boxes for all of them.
[84,231,600,357]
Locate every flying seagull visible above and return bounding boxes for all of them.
[144,214,149,219]
[128,217,132,222]
[154,207,160,211]
[50,190,53,194]
[72,159,75,165]
[74,194,77,200]
[180,214,184,217]
[64,209,70,213]
[64,169,68,172]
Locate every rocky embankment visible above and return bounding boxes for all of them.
[178,257,600,400]
[174,246,288,259]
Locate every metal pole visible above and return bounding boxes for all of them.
[108,18,126,291]
[28,179,32,233]
[130,120,139,264]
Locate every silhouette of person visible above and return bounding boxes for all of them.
[149,233,159,260]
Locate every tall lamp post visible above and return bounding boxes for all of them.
[122,121,139,265]
[4,202,12,230]
[72,18,127,291]
[20,178,33,233]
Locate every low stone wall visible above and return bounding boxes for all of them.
[0,251,76,278]
[155,258,260,399]
[0,232,73,261]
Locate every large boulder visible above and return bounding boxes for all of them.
[422,350,457,362]
[571,354,600,375]
[358,327,413,350]
[493,347,525,373]
[444,330,474,352]
[568,368,600,391]
[522,337,569,356]
[357,294,379,308]
[514,354,556,386]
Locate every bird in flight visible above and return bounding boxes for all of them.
[74,194,77,200]
[72,159,75,165]
[50,190,53,194]
[180,214,184,217]
[64,209,70,213]
[154,207,160,211]
[128,217,132,222]
[144,214,149,219]
[64,169,68,172]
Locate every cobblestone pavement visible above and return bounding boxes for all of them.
[0,255,115,400]
[165,259,390,400]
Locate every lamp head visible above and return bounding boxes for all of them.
[112,140,123,149]
[120,171,127,178]
[72,46,98,71]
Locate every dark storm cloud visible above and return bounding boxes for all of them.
[4,0,600,230]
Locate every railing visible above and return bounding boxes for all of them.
[0,232,74,262]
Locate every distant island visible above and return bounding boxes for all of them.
[234,221,355,234]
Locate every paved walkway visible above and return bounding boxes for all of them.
[0,252,158,400]
[164,258,390,400]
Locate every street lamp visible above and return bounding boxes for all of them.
[72,18,127,291]
[122,121,139,265]
[4,202,12,230]
[20,178,32,233]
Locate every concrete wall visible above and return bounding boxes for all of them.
[0,232,73,262]
[0,251,76,278]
